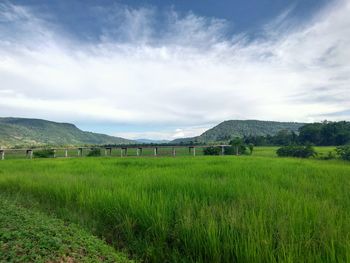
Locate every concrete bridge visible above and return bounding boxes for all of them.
[0,145,230,160]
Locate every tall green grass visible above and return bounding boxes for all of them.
[0,156,349,262]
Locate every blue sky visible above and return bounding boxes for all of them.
[1,0,349,140]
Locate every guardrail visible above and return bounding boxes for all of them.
[0,145,230,160]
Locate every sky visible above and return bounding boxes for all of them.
[0,0,349,140]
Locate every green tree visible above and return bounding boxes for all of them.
[248,143,254,155]
[230,137,243,155]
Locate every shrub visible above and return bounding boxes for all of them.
[276,145,316,158]
[248,143,254,155]
[319,151,336,160]
[87,148,101,157]
[33,149,55,158]
[336,145,350,161]
[203,147,221,155]
[224,145,247,155]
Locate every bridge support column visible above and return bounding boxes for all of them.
[121,148,127,157]
[26,150,33,159]
[78,148,83,157]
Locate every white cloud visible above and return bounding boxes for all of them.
[0,0,350,139]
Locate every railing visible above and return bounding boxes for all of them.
[0,145,230,160]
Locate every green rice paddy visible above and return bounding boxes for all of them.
[0,148,349,262]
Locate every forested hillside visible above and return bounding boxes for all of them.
[172,120,305,144]
[0,118,134,147]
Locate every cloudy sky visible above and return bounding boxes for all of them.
[0,0,349,140]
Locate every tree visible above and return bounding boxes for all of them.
[230,137,243,155]
[276,145,316,158]
[299,123,323,145]
[336,145,350,161]
[248,143,254,155]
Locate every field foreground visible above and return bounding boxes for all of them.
[0,155,349,262]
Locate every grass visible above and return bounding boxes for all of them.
[0,153,349,262]
[0,195,133,263]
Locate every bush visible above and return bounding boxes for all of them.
[276,145,317,158]
[33,149,55,158]
[319,151,336,160]
[224,145,247,155]
[248,143,254,155]
[203,147,221,155]
[87,148,101,157]
[336,145,350,161]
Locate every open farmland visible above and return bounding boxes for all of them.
[0,153,349,262]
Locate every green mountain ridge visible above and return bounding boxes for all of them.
[171,120,306,144]
[0,117,134,147]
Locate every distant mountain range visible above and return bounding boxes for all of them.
[0,118,307,148]
[171,120,306,144]
[0,118,134,148]
[136,139,170,144]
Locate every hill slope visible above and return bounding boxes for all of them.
[172,120,306,144]
[0,117,134,147]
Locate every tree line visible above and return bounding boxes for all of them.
[243,121,350,146]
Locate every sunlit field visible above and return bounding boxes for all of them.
[0,152,349,262]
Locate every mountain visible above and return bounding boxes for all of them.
[171,120,306,144]
[136,139,170,144]
[0,117,134,148]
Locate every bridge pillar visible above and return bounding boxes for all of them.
[105,147,112,156]
[121,147,127,157]
[26,150,33,159]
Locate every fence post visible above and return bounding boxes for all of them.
[65,149,68,158]
[154,147,158,156]
[193,147,196,156]
[221,146,225,155]
[0,150,4,160]
[53,149,56,158]
[172,147,176,157]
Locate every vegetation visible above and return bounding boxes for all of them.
[276,145,317,158]
[33,149,55,158]
[0,156,349,262]
[0,196,133,263]
[299,121,350,146]
[244,121,350,147]
[0,117,134,148]
[336,145,350,161]
[87,148,102,157]
[203,146,221,155]
[171,120,304,144]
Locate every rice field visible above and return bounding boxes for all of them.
[0,151,349,262]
